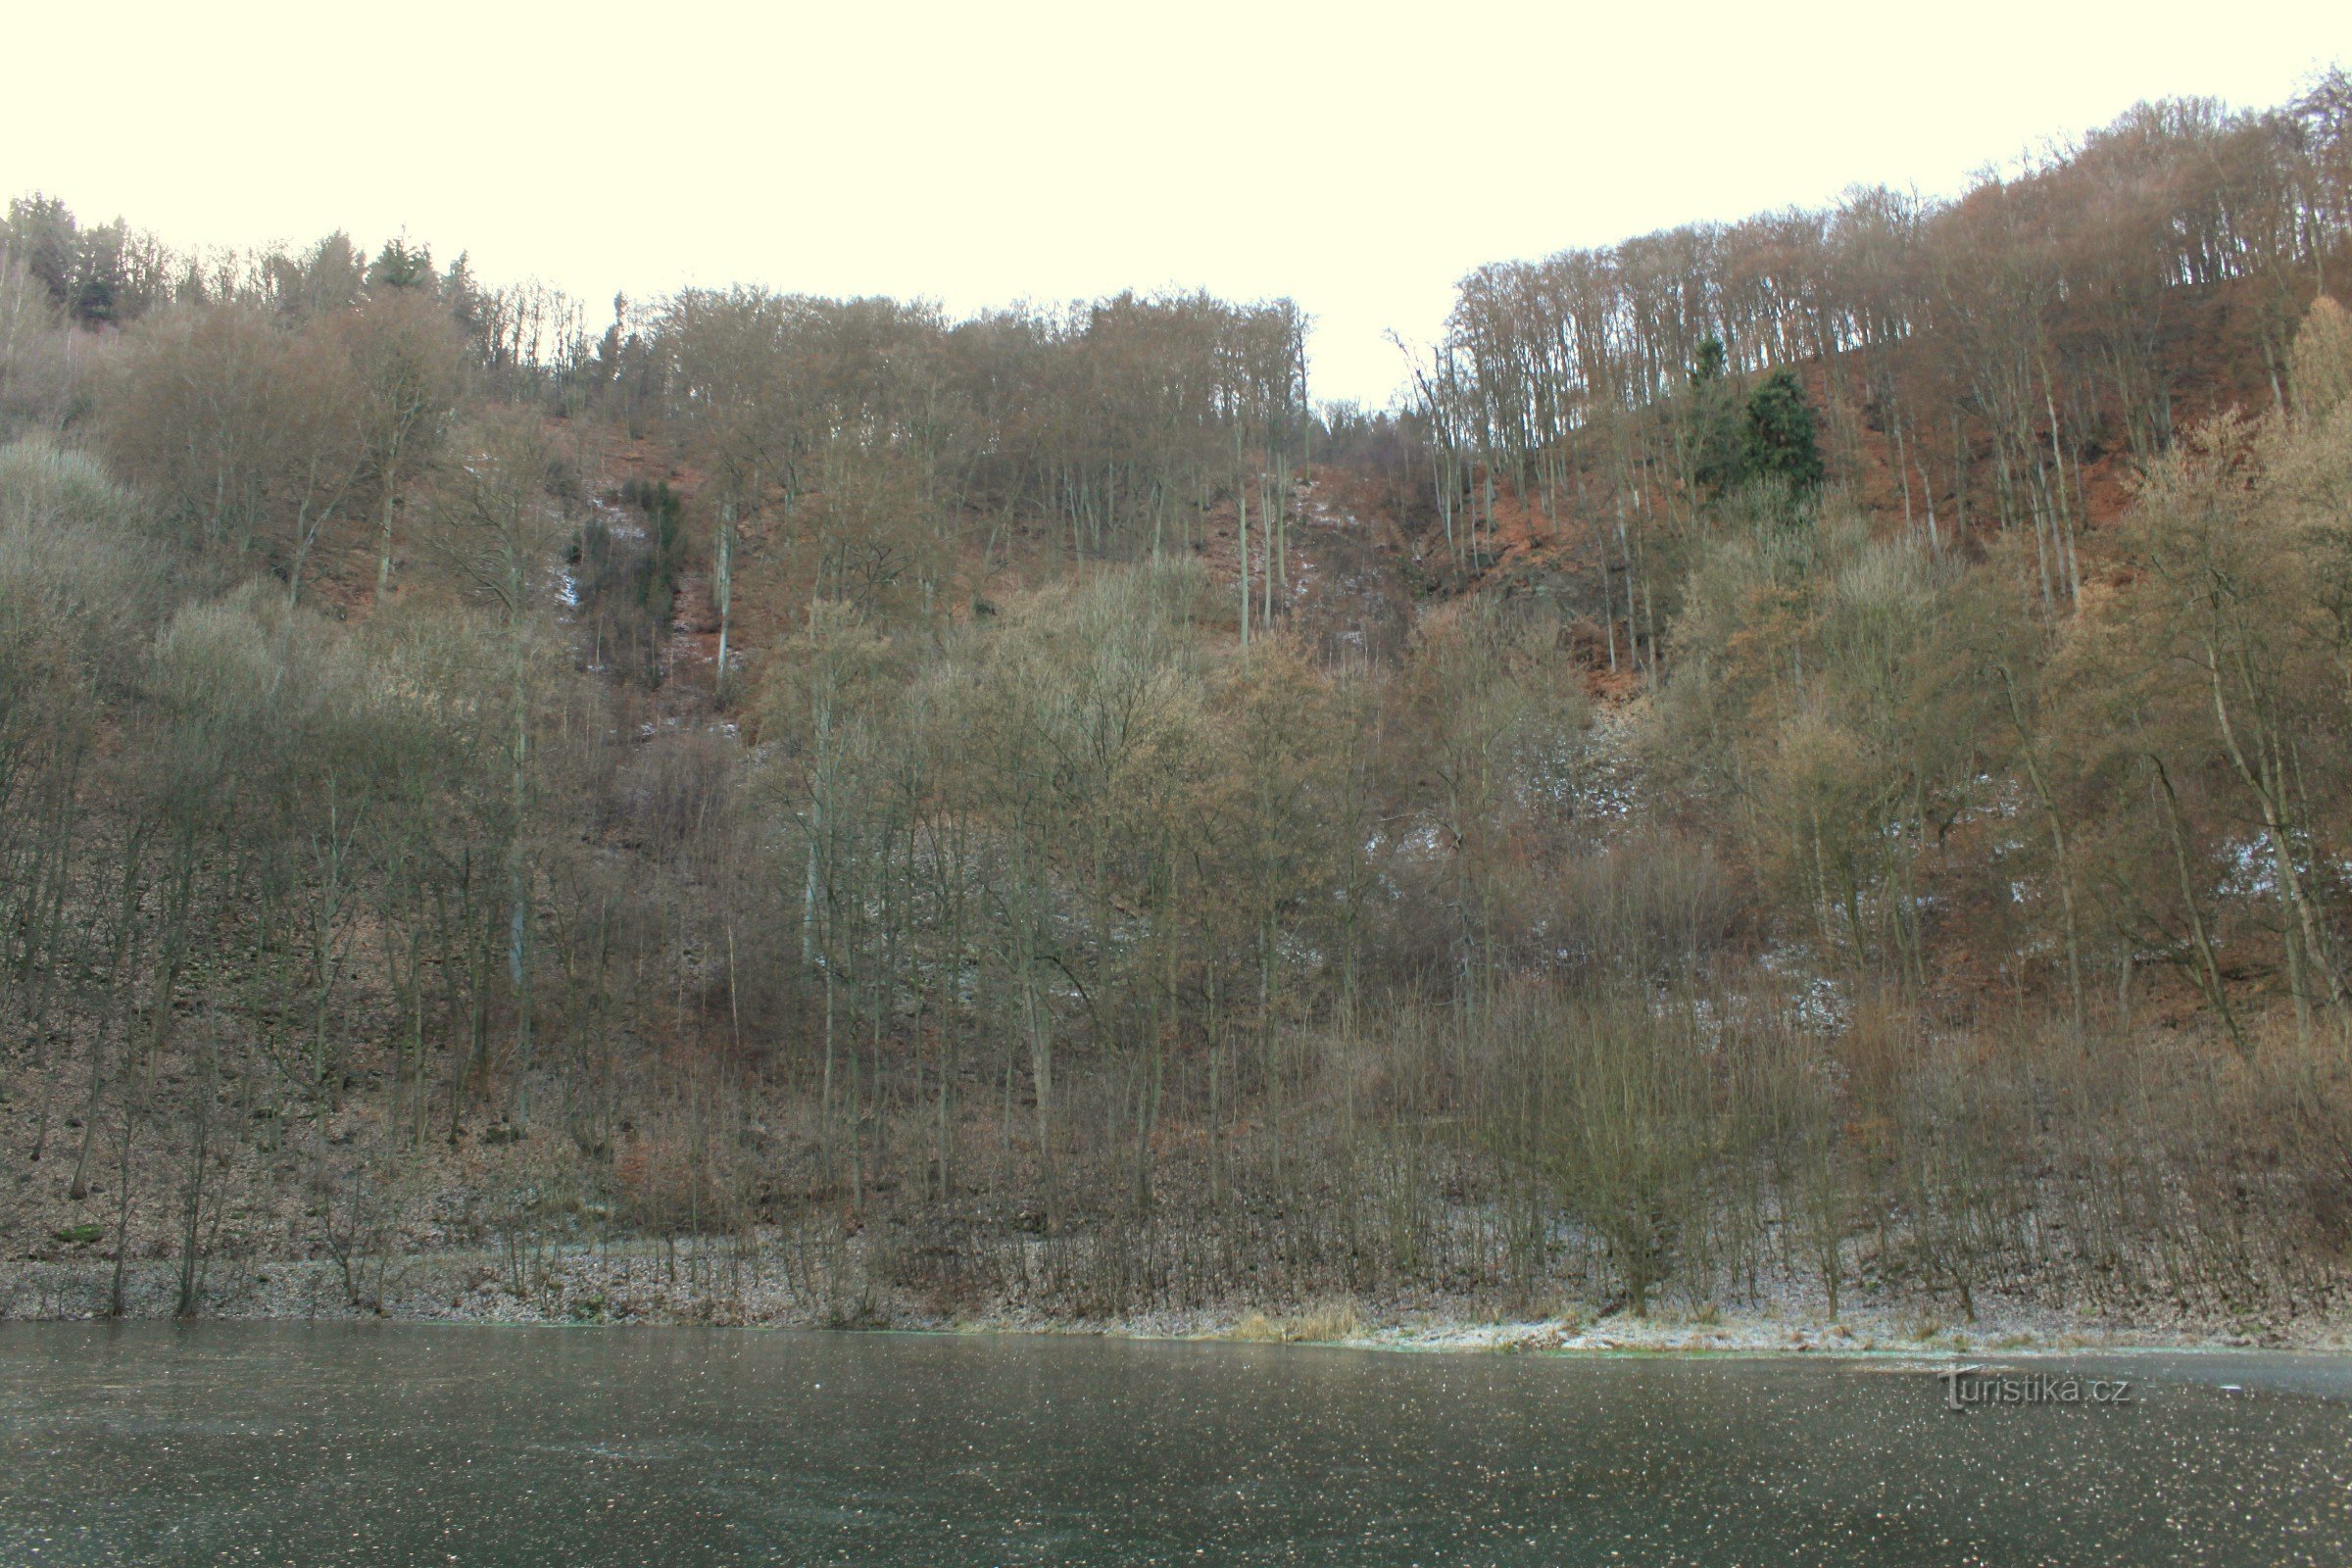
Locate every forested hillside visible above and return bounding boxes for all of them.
[3,74,2350,1336]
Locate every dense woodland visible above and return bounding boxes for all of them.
[3,74,2352,1330]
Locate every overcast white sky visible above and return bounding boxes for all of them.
[1,2,2338,405]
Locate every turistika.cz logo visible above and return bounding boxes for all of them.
[1936,1368,2136,1411]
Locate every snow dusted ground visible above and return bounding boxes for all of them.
[8,1248,2343,1357]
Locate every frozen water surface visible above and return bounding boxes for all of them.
[1,1324,2347,1565]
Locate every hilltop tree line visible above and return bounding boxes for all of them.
[1407,79,2352,668]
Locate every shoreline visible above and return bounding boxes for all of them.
[6,1253,2345,1358]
